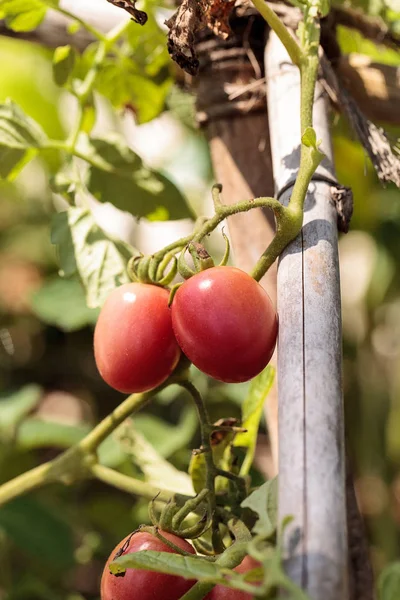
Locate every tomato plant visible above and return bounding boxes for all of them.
[171,267,278,383]
[94,283,181,393]
[101,530,196,600]
[205,556,261,600]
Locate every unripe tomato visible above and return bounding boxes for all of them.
[101,530,196,600]
[205,556,261,600]
[171,267,277,383]
[94,283,180,393]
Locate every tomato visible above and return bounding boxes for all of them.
[94,283,180,393]
[101,530,196,600]
[205,556,261,600]
[171,267,277,383]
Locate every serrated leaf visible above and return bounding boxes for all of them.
[234,366,275,475]
[378,562,400,600]
[16,418,89,450]
[0,497,74,568]
[51,207,136,308]
[0,385,42,435]
[241,478,278,538]
[79,134,193,221]
[52,45,76,87]
[0,100,47,178]
[31,277,99,331]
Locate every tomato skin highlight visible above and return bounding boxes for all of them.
[101,530,196,600]
[204,556,261,600]
[94,283,181,393]
[171,267,277,383]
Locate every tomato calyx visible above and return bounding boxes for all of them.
[128,253,177,287]
[149,489,212,540]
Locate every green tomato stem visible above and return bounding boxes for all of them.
[250,0,302,66]
[178,381,222,551]
[90,464,179,502]
[0,380,175,507]
[56,6,107,41]
[0,463,53,507]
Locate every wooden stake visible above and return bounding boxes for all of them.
[265,32,348,599]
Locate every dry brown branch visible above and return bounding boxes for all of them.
[105,0,147,25]
[321,54,400,187]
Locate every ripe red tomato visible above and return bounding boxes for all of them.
[101,530,196,600]
[205,556,261,600]
[94,283,180,393]
[171,267,277,383]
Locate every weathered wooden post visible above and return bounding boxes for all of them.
[266,32,348,599]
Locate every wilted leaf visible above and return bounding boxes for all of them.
[51,207,135,308]
[79,134,193,221]
[241,478,278,538]
[31,277,99,331]
[234,366,275,475]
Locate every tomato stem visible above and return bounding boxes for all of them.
[179,380,222,552]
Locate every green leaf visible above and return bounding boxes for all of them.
[111,550,255,593]
[241,478,278,538]
[95,60,171,124]
[134,406,197,458]
[189,425,236,495]
[31,277,99,331]
[0,497,74,568]
[234,366,275,475]
[378,562,400,600]
[51,207,136,308]
[80,134,193,221]
[0,0,54,32]
[0,385,42,435]
[111,549,222,579]
[0,100,47,178]
[167,85,197,130]
[16,418,89,450]
[301,126,318,149]
[52,45,76,87]
[115,419,194,495]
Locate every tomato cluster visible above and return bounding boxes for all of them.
[101,530,260,600]
[94,266,277,392]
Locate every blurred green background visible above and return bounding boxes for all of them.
[0,11,400,600]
